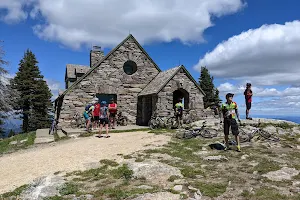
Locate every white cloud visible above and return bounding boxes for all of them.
[0,0,35,23]
[1,0,245,49]
[194,20,300,86]
[45,79,62,100]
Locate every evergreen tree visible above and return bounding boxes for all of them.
[11,49,52,132]
[0,41,10,136]
[199,66,221,108]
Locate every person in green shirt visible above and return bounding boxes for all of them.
[220,93,242,152]
[175,99,184,128]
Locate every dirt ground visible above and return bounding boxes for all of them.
[0,131,170,194]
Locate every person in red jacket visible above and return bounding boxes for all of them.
[108,99,117,129]
[244,83,253,120]
[92,99,100,130]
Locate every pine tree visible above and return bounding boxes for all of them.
[199,66,221,108]
[11,49,52,132]
[0,41,10,136]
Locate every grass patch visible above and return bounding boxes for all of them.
[180,165,204,178]
[0,184,29,198]
[135,157,145,162]
[110,164,134,180]
[192,181,227,198]
[0,132,36,154]
[243,187,300,200]
[167,175,182,182]
[100,159,119,167]
[260,122,295,129]
[148,128,176,134]
[58,182,79,195]
[252,159,281,174]
[94,186,159,200]
[43,196,64,200]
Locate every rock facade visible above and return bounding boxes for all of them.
[156,69,207,120]
[58,37,160,127]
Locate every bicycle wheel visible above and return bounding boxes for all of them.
[239,128,250,143]
[259,129,280,142]
[148,118,157,129]
[199,129,214,138]
[167,117,178,129]
[70,119,77,128]
[183,130,194,139]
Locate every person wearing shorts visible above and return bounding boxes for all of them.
[220,93,241,152]
[92,100,100,130]
[244,83,253,120]
[108,99,117,129]
[97,101,110,138]
[174,99,184,128]
[83,110,91,132]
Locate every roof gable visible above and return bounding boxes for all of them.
[58,34,161,100]
[139,65,205,96]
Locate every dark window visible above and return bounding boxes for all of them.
[123,60,137,75]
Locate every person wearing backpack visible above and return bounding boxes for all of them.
[83,101,95,132]
[97,101,110,138]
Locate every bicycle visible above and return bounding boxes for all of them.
[116,112,128,126]
[240,119,280,142]
[176,121,216,139]
[70,112,85,128]
[148,115,166,129]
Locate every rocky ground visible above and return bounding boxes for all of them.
[1,118,300,200]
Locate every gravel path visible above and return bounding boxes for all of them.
[0,131,170,194]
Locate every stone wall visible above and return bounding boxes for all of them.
[58,37,160,127]
[156,68,208,121]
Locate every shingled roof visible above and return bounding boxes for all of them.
[139,65,205,96]
[66,64,90,79]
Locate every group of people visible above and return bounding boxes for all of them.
[83,98,118,138]
[219,82,253,152]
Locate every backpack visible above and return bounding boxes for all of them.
[85,104,92,112]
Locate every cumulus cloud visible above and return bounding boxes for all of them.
[0,0,35,23]
[1,0,245,49]
[218,82,300,97]
[45,79,62,100]
[194,20,300,86]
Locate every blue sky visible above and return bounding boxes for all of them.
[1,0,300,117]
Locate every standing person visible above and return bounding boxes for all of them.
[97,101,110,138]
[83,101,95,132]
[92,99,100,130]
[244,83,253,120]
[108,99,117,129]
[174,99,184,128]
[220,93,242,152]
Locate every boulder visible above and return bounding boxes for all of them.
[262,167,299,181]
[125,160,183,186]
[203,155,228,162]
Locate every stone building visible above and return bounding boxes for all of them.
[54,34,209,127]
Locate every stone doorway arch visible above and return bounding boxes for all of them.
[173,89,189,109]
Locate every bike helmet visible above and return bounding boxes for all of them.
[101,100,107,105]
[226,93,234,98]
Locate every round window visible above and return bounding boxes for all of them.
[123,60,137,75]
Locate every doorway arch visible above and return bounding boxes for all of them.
[173,89,189,109]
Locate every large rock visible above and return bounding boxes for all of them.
[20,175,66,200]
[131,192,181,200]
[125,160,183,185]
[262,167,299,181]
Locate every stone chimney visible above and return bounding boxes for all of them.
[90,46,104,67]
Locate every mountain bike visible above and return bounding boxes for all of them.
[240,119,280,142]
[176,121,217,139]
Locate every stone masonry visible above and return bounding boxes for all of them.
[57,36,160,127]
[55,34,208,128]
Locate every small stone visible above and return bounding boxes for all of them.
[195,175,204,179]
[200,165,208,168]
[293,181,300,186]
[9,141,18,145]
[203,155,228,161]
[241,154,249,160]
[196,189,202,195]
[297,145,300,150]
[137,185,153,190]
[173,185,183,192]
[202,147,207,151]
[194,191,202,200]
[253,171,258,175]
[188,185,198,191]
[20,139,28,144]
